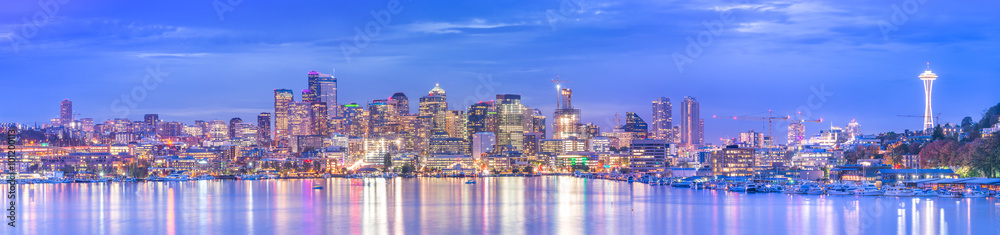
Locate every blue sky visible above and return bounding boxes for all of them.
[2,0,998,144]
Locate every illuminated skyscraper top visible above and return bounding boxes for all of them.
[429,83,446,97]
[919,63,938,131]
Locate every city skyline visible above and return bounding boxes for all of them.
[4,1,999,144]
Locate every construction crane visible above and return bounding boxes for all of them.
[550,76,571,108]
[712,110,790,147]
[897,113,942,128]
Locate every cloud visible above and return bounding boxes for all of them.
[136,53,208,59]
[400,19,533,34]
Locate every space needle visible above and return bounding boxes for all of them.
[919,63,938,131]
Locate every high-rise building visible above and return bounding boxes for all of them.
[368,99,395,136]
[257,112,271,146]
[680,96,702,147]
[846,119,861,139]
[444,110,467,139]
[288,101,313,136]
[305,71,339,118]
[342,103,365,137]
[651,97,672,142]
[228,117,243,139]
[467,101,495,139]
[553,88,581,139]
[311,102,329,136]
[274,89,294,140]
[919,66,938,131]
[624,112,648,139]
[59,99,72,126]
[419,84,448,133]
[391,92,409,116]
[525,108,546,137]
[738,130,765,148]
[788,122,805,146]
[472,132,496,159]
[208,120,228,141]
[496,94,525,151]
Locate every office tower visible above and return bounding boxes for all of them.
[739,130,765,148]
[391,92,409,116]
[419,84,448,133]
[582,123,600,140]
[919,65,938,131]
[194,120,209,138]
[651,97,672,141]
[288,101,313,136]
[274,89,294,140]
[228,117,242,139]
[713,145,755,177]
[59,99,72,126]
[680,96,702,146]
[368,99,394,136]
[257,112,271,146]
[445,110,468,139]
[522,132,543,157]
[209,120,228,141]
[624,112,648,139]
[472,132,496,159]
[788,122,805,146]
[158,121,183,137]
[496,94,525,151]
[143,114,159,127]
[629,139,670,172]
[342,103,365,137]
[553,88,581,139]
[522,107,547,138]
[311,102,329,136]
[467,101,495,139]
[305,71,339,118]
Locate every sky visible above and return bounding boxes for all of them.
[2,0,999,144]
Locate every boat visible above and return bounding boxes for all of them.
[312,183,324,189]
[912,189,938,197]
[854,183,883,196]
[465,180,477,184]
[729,183,757,193]
[806,185,826,195]
[238,174,263,180]
[963,189,989,198]
[194,175,215,180]
[884,186,916,197]
[937,189,962,198]
[783,185,805,194]
[162,171,190,181]
[826,184,854,195]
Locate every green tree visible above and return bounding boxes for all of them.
[382,153,393,172]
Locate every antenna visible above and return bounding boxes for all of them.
[926,62,930,70]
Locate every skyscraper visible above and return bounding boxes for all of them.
[418,83,448,133]
[229,117,243,139]
[274,89,294,140]
[306,71,339,118]
[919,65,938,131]
[257,112,272,146]
[368,99,394,136]
[496,94,525,151]
[287,101,312,136]
[467,101,495,140]
[680,96,702,147]
[59,99,72,126]
[624,112,648,139]
[311,102,329,136]
[553,88,581,139]
[651,97,672,142]
[391,92,409,116]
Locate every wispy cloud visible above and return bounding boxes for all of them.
[136,53,208,59]
[401,19,533,34]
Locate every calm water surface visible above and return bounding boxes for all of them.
[11,176,1000,234]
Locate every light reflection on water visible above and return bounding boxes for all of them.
[11,176,1000,234]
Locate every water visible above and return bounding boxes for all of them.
[10,177,1000,234]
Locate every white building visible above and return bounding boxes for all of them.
[472,132,496,160]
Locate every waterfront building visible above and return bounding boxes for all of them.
[629,139,671,173]
[588,136,611,153]
[522,132,543,157]
[712,145,754,177]
[651,97,672,141]
[429,132,469,155]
